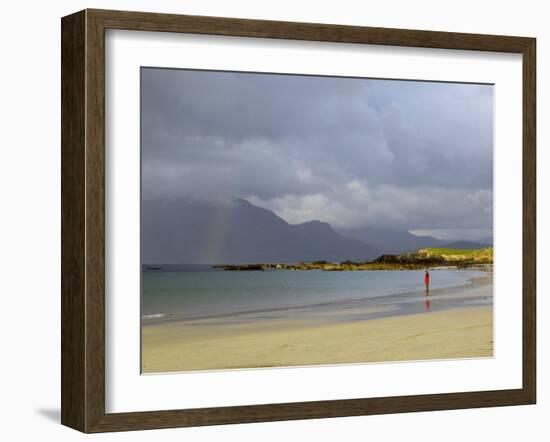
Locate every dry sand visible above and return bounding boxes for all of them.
[142,305,493,373]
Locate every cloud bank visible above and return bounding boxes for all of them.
[141,68,493,240]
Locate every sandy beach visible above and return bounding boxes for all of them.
[142,300,493,373]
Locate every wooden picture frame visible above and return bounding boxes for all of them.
[61,8,536,433]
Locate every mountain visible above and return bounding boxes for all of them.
[477,237,494,246]
[142,199,380,264]
[440,241,491,249]
[337,226,493,254]
[337,226,444,254]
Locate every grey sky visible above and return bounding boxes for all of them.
[141,68,493,240]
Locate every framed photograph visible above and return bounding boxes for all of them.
[61,9,536,433]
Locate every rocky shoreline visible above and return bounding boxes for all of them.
[212,248,494,272]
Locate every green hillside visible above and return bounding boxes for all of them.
[418,247,493,263]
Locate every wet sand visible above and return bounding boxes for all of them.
[142,277,493,373]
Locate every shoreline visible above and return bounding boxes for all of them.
[209,249,493,272]
[142,271,493,326]
[211,263,493,272]
[142,275,493,373]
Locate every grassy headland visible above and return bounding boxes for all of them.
[213,247,493,271]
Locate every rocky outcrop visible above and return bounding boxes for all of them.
[213,247,493,271]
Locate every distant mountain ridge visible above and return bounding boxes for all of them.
[442,240,492,249]
[337,226,442,254]
[142,199,380,264]
[142,198,492,264]
[337,226,491,254]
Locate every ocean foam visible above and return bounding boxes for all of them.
[142,313,166,319]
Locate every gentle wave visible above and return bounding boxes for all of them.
[142,313,166,320]
[142,269,492,324]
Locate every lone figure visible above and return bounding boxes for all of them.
[424,270,430,293]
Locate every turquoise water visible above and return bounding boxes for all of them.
[142,266,492,324]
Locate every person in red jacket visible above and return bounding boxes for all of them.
[424,270,430,293]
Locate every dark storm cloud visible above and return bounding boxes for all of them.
[141,68,493,239]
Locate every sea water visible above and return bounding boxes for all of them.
[142,265,492,325]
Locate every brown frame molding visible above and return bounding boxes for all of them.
[61,9,536,433]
